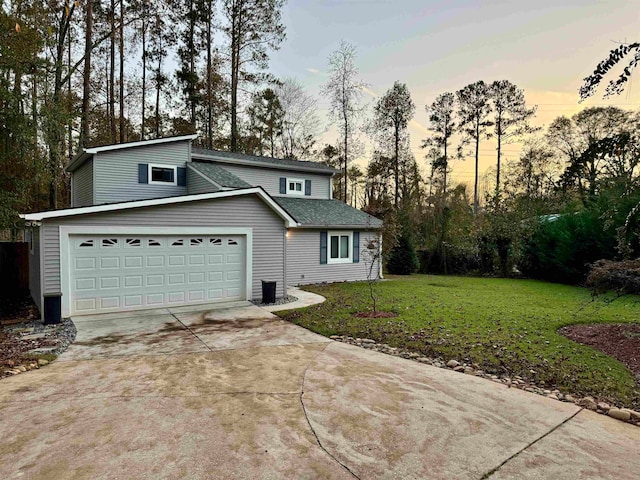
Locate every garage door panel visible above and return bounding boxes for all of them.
[70,234,247,315]
[75,257,95,270]
[124,256,143,268]
[100,277,119,289]
[168,273,185,285]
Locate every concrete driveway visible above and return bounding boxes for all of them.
[1,302,639,479]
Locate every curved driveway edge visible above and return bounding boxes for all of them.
[0,302,638,479]
[302,341,640,479]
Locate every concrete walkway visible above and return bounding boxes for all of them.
[0,302,638,479]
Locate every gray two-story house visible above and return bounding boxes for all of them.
[22,135,382,321]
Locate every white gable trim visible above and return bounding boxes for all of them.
[85,135,197,155]
[21,188,298,228]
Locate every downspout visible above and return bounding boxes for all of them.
[283,228,288,297]
[379,231,383,279]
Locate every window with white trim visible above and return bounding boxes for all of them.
[286,178,304,195]
[328,231,352,264]
[149,164,177,185]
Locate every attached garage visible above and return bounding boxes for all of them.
[23,189,296,320]
[68,233,247,315]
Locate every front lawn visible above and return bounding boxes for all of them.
[277,275,640,409]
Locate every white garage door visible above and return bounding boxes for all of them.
[69,234,246,315]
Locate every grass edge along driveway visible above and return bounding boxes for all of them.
[276,275,640,410]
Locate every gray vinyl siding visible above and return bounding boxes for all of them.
[28,227,42,313]
[72,158,93,207]
[94,141,190,204]
[187,166,219,195]
[286,229,380,285]
[220,163,332,199]
[41,195,286,301]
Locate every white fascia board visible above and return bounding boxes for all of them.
[84,134,197,155]
[67,134,198,172]
[21,188,298,228]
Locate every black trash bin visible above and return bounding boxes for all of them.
[261,280,276,304]
[43,292,62,325]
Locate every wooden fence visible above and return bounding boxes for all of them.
[0,242,29,294]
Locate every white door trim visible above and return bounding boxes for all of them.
[59,226,253,317]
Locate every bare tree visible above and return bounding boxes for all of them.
[323,41,366,203]
[275,78,320,160]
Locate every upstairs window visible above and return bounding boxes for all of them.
[286,178,304,195]
[148,164,177,185]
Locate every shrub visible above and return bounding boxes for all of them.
[387,234,419,275]
[587,259,640,295]
[520,209,617,284]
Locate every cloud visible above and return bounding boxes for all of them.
[360,86,378,98]
[306,68,321,74]
[409,119,430,136]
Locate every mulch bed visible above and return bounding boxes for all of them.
[353,311,398,318]
[560,323,640,382]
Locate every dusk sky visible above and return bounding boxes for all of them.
[268,0,640,188]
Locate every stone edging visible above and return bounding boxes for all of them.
[329,335,640,428]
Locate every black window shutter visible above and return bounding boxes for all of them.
[353,231,360,263]
[320,231,327,264]
[279,177,286,194]
[304,179,311,196]
[138,164,148,184]
[177,167,187,186]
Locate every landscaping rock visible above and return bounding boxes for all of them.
[608,408,631,421]
[629,410,640,422]
[329,335,340,340]
[37,359,49,366]
[564,394,576,403]
[464,367,474,374]
[453,366,465,372]
[446,360,459,368]
[579,396,597,410]
[16,365,26,372]
[597,402,611,411]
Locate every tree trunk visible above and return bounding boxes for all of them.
[119,0,125,143]
[474,121,480,215]
[443,133,448,195]
[206,0,212,149]
[80,0,93,148]
[394,123,399,208]
[230,1,240,151]
[67,26,73,162]
[189,0,196,127]
[141,7,146,140]
[109,0,116,143]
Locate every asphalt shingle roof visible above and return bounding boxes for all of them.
[192,147,337,174]
[275,197,383,228]
[190,161,252,188]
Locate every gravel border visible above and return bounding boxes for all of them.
[2,318,76,377]
[251,295,298,307]
[330,334,640,428]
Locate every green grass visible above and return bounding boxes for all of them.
[277,275,640,409]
